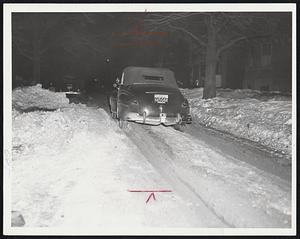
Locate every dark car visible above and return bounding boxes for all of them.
[61,75,82,104]
[109,66,192,130]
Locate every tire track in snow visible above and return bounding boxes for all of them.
[124,123,291,228]
[124,123,230,227]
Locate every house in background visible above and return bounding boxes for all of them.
[219,35,292,93]
[243,36,292,92]
[219,42,246,89]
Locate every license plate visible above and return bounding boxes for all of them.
[154,94,168,104]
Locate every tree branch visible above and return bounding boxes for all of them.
[216,13,231,33]
[13,42,33,60]
[217,36,246,56]
[83,13,96,24]
[62,47,80,58]
[145,12,208,27]
[64,40,106,55]
[168,24,207,48]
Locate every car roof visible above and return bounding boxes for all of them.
[123,66,174,74]
[122,66,178,87]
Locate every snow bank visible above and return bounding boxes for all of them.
[12,84,84,157]
[181,88,292,159]
[12,107,89,158]
[12,84,70,111]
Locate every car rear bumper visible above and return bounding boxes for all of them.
[125,112,190,126]
[65,92,81,95]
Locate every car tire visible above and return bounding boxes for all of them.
[173,123,185,132]
[118,119,128,129]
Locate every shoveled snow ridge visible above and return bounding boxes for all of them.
[12,84,70,111]
[181,88,292,161]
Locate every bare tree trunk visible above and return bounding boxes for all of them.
[33,54,41,83]
[220,53,227,88]
[190,66,194,88]
[203,23,217,99]
[32,17,41,84]
[188,45,194,88]
[158,52,164,67]
[157,44,165,67]
[198,63,201,86]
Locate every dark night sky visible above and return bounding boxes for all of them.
[13,13,182,87]
[12,12,292,90]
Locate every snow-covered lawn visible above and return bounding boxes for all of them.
[181,88,292,161]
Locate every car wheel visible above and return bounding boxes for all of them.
[118,119,128,129]
[173,123,185,132]
[111,112,117,119]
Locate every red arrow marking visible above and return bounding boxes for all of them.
[128,189,172,204]
[146,192,156,203]
[128,189,172,192]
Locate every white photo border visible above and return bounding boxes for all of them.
[3,3,297,236]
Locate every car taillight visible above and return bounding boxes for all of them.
[132,99,139,104]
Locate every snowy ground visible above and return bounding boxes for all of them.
[181,88,292,162]
[9,85,292,233]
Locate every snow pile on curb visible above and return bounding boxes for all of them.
[12,85,85,158]
[181,88,292,158]
[12,107,90,158]
[13,84,70,111]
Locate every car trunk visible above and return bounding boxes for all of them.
[129,84,183,117]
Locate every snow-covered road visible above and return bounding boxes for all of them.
[10,86,292,231]
[126,123,291,228]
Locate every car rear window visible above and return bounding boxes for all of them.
[142,75,164,81]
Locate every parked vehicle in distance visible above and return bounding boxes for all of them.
[109,66,192,131]
[61,75,82,104]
